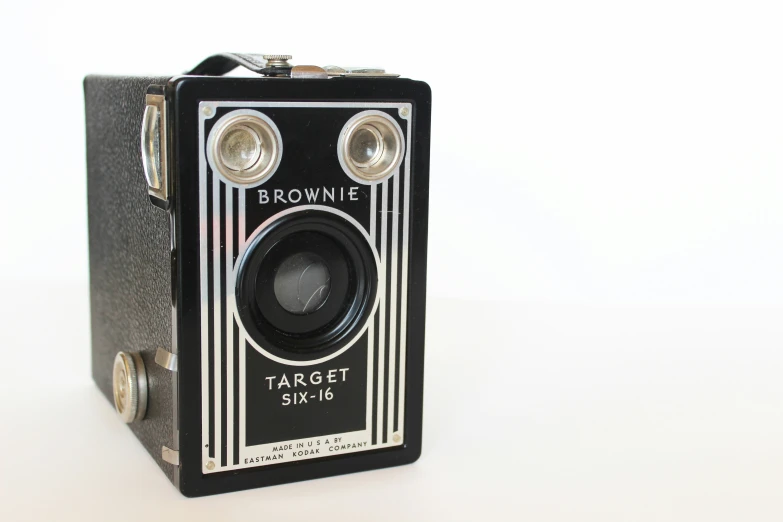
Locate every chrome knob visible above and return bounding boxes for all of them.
[262,54,292,67]
[112,352,148,423]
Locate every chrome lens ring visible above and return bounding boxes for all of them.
[338,110,405,184]
[207,110,283,186]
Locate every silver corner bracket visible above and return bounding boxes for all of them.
[155,347,178,372]
[141,94,169,204]
[162,446,179,465]
[323,65,400,78]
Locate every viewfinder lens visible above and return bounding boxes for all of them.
[349,125,384,168]
[220,125,262,172]
[338,111,405,183]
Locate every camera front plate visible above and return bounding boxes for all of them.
[198,101,413,474]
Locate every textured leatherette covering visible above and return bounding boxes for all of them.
[84,75,177,486]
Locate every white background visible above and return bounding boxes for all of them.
[1,0,782,520]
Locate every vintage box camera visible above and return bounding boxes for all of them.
[84,54,431,496]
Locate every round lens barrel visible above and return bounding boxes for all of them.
[235,210,378,360]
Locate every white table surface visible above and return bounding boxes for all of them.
[1,284,781,521]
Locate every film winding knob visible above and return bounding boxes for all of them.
[112,352,148,423]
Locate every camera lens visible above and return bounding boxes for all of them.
[273,252,332,315]
[236,210,378,360]
[219,125,262,172]
[348,125,384,168]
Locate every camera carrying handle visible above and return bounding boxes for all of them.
[186,53,290,77]
[187,54,397,80]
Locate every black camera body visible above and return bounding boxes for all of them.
[84,54,431,497]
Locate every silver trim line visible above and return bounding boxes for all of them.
[225,185,235,467]
[366,183,377,444]
[397,104,412,438]
[199,107,212,470]
[212,168,222,466]
[388,169,400,444]
[377,181,388,438]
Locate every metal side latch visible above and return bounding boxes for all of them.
[141,94,169,205]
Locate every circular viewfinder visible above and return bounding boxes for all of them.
[219,125,262,172]
[338,111,405,183]
[207,110,282,185]
[273,252,332,315]
[349,125,384,168]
